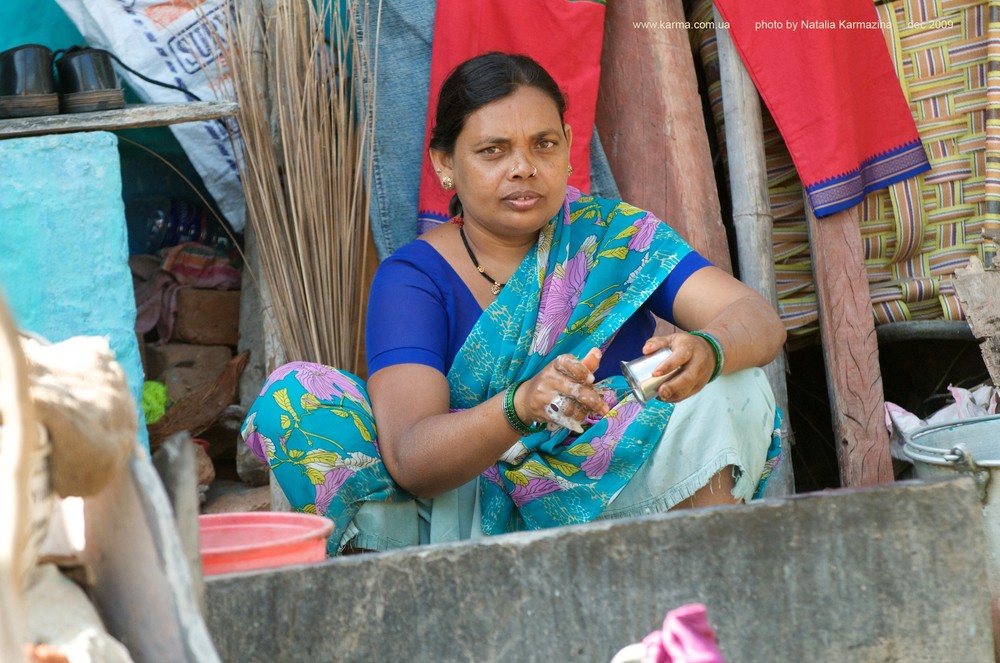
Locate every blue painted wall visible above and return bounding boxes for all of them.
[0,132,149,450]
[1,1,224,238]
[0,0,83,52]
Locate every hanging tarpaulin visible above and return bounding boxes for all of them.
[712,0,931,218]
[53,0,246,232]
[416,0,607,232]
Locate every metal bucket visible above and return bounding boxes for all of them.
[903,414,1000,636]
[902,415,1000,500]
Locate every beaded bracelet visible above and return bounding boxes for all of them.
[689,330,725,382]
[503,379,546,436]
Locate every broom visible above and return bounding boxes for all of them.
[222,0,376,373]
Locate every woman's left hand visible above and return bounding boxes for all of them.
[657,265,785,401]
[640,333,718,403]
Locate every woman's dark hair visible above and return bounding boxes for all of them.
[430,52,567,217]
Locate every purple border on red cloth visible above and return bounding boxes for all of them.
[804,138,930,217]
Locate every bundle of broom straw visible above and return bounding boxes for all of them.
[222,0,375,373]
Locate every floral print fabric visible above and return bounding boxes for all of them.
[242,363,408,551]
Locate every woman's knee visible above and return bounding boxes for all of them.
[704,368,774,404]
[243,361,374,461]
[670,465,740,511]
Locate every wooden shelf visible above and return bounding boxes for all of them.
[0,101,238,139]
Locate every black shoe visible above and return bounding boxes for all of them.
[0,44,59,119]
[55,47,125,114]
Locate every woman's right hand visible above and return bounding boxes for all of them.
[513,348,610,427]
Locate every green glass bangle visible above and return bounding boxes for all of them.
[503,379,546,436]
[689,330,725,382]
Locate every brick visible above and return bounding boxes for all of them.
[172,288,240,346]
[201,481,271,514]
[236,435,269,487]
[145,343,233,380]
[145,343,233,402]
[194,442,216,488]
[199,404,246,461]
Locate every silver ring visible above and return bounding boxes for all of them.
[545,394,584,433]
[530,166,537,177]
[546,394,569,414]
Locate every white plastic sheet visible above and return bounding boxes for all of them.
[54,0,245,231]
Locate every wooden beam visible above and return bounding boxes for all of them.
[0,101,238,139]
[714,16,794,495]
[806,203,893,487]
[596,0,732,273]
[84,455,221,661]
[954,256,1000,387]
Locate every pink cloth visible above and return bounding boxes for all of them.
[641,603,726,663]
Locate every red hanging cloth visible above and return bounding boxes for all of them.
[417,0,606,232]
[713,0,930,217]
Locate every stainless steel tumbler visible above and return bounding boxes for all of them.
[621,348,681,405]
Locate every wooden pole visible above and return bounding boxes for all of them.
[714,14,794,495]
[0,292,34,663]
[805,203,894,487]
[596,0,732,273]
[235,0,292,510]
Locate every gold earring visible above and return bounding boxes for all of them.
[567,165,574,176]
[442,177,454,190]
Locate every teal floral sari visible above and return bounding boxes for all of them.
[242,187,780,546]
[448,187,691,533]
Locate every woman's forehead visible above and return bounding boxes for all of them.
[460,86,563,140]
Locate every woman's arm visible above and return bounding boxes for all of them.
[672,265,786,370]
[642,265,786,402]
[369,350,606,498]
[368,364,517,498]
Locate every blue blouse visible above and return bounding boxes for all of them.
[365,239,712,381]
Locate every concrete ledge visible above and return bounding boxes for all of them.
[205,478,994,662]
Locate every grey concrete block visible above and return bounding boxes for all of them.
[204,478,994,663]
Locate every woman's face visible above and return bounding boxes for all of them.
[431,85,573,237]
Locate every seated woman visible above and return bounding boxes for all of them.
[242,52,787,554]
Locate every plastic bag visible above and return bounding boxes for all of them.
[53,0,245,232]
[885,382,999,460]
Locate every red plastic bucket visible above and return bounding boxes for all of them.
[199,511,334,576]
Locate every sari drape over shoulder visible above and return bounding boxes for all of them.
[447,187,694,533]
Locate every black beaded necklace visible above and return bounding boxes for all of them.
[459,225,505,295]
